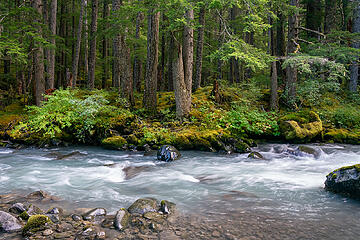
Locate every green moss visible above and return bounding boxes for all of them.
[22,215,52,235]
[324,129,360,144]
[280,111,323,142]
[101,136,127,150]
[19,211,30,220]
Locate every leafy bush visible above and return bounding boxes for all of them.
[14,89,120,142]
[331,106,360,129]
[223,105,280,137]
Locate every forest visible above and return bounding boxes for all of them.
[0,0,360,150]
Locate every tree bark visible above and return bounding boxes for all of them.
[276,11,286,82]
[102,0,109,89]
[350,1,360,92]
[71,0,85,87]
[193,5,205,91]
[167,34,175,91]
[270,61,278,111]
[88,0,98,89]
[286,0,299,105]
[133,10,143,92]
[47,0,57,89]
[324,0,338,34]
[83,0,89,84]
[33,0,45,106]
[143,9,160,114]
[112,0,121,89]
[173,45,187,119]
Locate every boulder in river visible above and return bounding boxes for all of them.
[157,145,181,162]
[247,152,264,159]
[128,198,158,215]
[114,208,130,230]
[325,164,360,198]
[0,211,22,232]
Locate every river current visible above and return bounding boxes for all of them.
[1,144,360,239]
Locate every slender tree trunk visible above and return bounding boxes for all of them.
[217,11,223,81]
[143,9,160,114]
[193,5,205,91]
[71,0,85,87]
[133,14,142,92]
[84,0,89,84]
[102,0,109,89]
[33,0,45,106]
[324,0,338,33]
[43,0,49,89]
[270,61,278,111]
[167,34,175,91]
[159,13,166,91]
[120,36,134,105]
[133,10,143,92]
[112,0,121,89]
[276,12,286,83]
[175,8,194,119]
[173,45,186,119]
[48,0,57,89]
[286,0,299,105]
[350,1,360,92]
[88,0,99,89]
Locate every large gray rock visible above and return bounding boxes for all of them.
[325,164,360,198]
[0,211,22,232]
[157,145,181,162]
[9,203,26,214]
[114,208,130,230]
[128,198,158,215]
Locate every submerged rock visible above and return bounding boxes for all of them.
[123,165,152,180]
[44,151,86,160]
[325,164,360,198]
[157,145,181,162]
[297,145,321,158]
[247,152,264,159]
[128,198,158,215]
[114,208,130,230]
[0,211,22,232]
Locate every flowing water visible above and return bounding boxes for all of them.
[1,144,360,239]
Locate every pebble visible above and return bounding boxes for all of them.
[43,229,54,236]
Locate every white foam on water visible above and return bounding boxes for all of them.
[0,150,13,154]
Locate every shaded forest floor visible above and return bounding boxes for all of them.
[1,84,360,152]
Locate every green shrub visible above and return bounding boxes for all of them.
[223,105,280,137]
[13,89,120,143]
[332,106,360,129]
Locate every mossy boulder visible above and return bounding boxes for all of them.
[101,136,127,150]
[248,152,264,159]
[22,215,52,236]
[280,111,322,143]
[325,164,360,198]
[128,198,158,215]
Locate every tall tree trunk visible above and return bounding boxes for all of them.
[193,5,205,91]
[286,0,299,106]
[43,0,49,89]
[167,34,175,91]
[173,45,186,119]
[270,61,278,111]
[350,1,360,92]
[175,8,194,119]
[71,0,85,87]
[133,10,143,92]
[276,11,286,83]
[102,0,109,89]
[143,9,160,114]
[324,0,338,33]
[112,0,121,89]
[88,0,99,89]
[33,0,45,106]
[48,0,57,89]
[159,13,166,91]
[84,0,89,84]
[120,36,134,105]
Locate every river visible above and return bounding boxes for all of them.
[1,143,360,239]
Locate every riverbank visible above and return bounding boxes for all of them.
[1,86,360,153]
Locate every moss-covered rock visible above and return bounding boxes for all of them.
[324,129,360,144]
[22,215,52,236]
[101,136,127,150]
[128,198,158,215]
[114,208,130,231]
[280,111,322,143]
[325,164,360,198]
